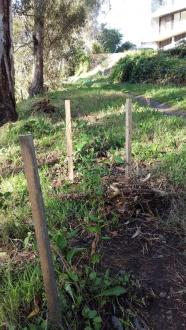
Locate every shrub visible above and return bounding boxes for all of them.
[111,50,186,85]
[164,41,186,58]
[92,42,104,54]
[116,41,136,52]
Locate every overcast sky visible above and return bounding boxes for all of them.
[98,0,152,46]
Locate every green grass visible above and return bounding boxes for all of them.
[121,83,186,110]
[0,83,186,329]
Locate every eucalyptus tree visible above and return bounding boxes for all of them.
[0,0,18,126]
[14,0,105,96]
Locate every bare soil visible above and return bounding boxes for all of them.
[31,98,57,115]
[101,168,186,329]
[133,95,186,117]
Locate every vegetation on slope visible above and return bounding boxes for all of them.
[0,83,186,329]
[111,50,186,85]
[122,84,186,110]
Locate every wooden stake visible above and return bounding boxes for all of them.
[65,100,74,182]
[125,97,133,178]
[20,134,62,329]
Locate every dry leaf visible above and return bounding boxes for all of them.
[110,231,119,238]
[91,234,99,256]
[28,305,40,319]
[140,173,151,183]
[132,228,141,239]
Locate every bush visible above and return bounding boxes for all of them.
[164,41,186,58]
[111,50,186,85]
[116,41,136,52]
[92,42,104,54]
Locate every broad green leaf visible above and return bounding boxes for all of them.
[99,286,126,297]
[66,247,85,264]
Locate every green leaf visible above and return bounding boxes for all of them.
[68,271,78,282]
[91,254,100,265]
[64,283,75,303]
[55,233,67,251]
[114,155,123,165]
[93,316,102,324]
[87,225,101,234]
[89,271,97,281]
[99,286,126,297]
[82,307,98,319]
[89,214,99,222]
[66,247,85,264]
[67,229,79,239]
[101,236,111,241]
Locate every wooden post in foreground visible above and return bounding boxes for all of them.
[20,134,62,329]
[125,97,133,178]
[65,100,74,182]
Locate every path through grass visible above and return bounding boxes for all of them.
[0,84,186,329]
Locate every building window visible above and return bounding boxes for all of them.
[174,12,181,22]
[180,10,186,21]
[160,14,173,32]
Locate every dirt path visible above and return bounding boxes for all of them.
[131,94,186,117]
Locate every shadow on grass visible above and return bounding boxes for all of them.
[17,86,126,122]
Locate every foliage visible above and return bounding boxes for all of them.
[0,82,185,328]
[116,41,136,52]
[122,83,186,110]
[97,25,123,53]
[164,41,186,58]
[92,41,104,54]
[111,50,186,85]
[13,0,105,97]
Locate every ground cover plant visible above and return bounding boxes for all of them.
[0,83,186,329]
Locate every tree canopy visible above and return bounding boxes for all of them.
[98,25,123,53]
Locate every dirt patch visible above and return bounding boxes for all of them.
[101,170,186,329]
[0,152,60,177]
[31,98,57,115]
[132,94,186,117]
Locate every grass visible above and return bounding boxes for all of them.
[121,83,186,110]
[0,83,186,329]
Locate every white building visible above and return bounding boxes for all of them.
[152,0,186,48]
[142,0,186,49]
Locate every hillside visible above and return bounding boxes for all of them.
[0,82,186,329]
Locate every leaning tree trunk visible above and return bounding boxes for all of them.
[0,0,17,126]
[29,1,45,97]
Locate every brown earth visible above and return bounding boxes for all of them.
[101,168,186,329]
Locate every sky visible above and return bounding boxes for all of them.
[98,0,153,46]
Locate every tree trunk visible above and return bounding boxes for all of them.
[29,1,45,97]
[0,0,17,126]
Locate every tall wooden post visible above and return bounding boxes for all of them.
[125,97,133,178]
[20,134,62,328]
[65,100,74,182]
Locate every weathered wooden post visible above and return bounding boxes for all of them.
[65,100,74,182]
[20,134,62,328]
[125,97,133,178]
